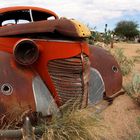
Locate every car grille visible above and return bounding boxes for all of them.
[48,54,90,108]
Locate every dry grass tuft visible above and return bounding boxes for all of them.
[111,48,135,76]
[124,73,140,104]
[39,102,104,140]
[136,49,140,54]
[133,49,140,63]
[0,106,31,129]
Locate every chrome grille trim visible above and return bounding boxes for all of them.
[32,76,59,116]
[48,54,90,108]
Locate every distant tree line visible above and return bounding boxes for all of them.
[87,20,140,44]
[114,20,139,41]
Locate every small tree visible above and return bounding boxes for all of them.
[114,20,139,40]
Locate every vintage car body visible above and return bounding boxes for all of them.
[0,6,122,136]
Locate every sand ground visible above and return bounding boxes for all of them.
[91,42,140,140]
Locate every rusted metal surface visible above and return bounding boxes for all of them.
[0,37,90,106]
[89,45,122,97]
[0,51,59,128]
[22,117,35,140]
[0,51,36,127]
[48,54,90,108]
[0,5,124,139]
[0,19,87,38]
[0,6,59,22]
[0,129,22,140]
[13,39,39,65]
[0,117,43,140]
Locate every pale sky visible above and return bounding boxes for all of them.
[0,0,140,32]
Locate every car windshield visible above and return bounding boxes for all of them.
[0,9,56,26]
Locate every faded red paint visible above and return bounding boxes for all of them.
[89,45,122,97]
[0,6,123,139]
[0,6,122,118]
[0,37,89,105]
[0,51,36,127]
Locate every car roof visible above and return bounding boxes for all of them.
[0,6,59,25]
[0,6,58,18]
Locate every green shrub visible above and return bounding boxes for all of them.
[94,32,103,42]
[124,82,134,96]
[131,134,140,140]
[124,73,140,102]
[124,73,140,95]
[112,48,135,76]
[103,31,112,45]
[86,37,94,45]
[136,116,140,125]
[133,56,140,63]
[87,31,103,45]
[133,49,140,63]
[132,74,140,94]
[136,49,140,54]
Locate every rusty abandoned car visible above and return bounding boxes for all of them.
[0,6,122,139]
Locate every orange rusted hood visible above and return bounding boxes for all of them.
[0,19,91,38]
